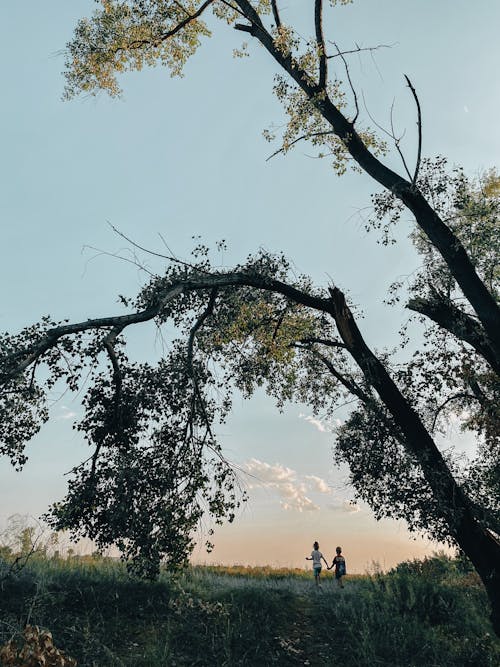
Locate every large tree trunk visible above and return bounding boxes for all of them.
[459,523,500,636]
[328,286,500,634]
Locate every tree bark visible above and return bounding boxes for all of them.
[328,285,500,635]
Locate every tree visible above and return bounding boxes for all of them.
[1,0,499,633]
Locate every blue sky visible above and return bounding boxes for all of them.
[1,1,499,570]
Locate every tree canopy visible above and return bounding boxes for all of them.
[1,0,499,633]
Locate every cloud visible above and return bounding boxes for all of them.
[299,413,342,432]
[281,496,319,512]
[243,459,322,512]
[463,105,469,113]
[244,459,296,485]
[299,412,326,432]
[305,475,331,494]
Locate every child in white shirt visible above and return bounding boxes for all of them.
[305,541,328,586]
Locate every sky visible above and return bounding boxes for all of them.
[1,1,499,572]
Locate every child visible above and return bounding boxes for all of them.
[305,541,328,587]
[327,546,346,588]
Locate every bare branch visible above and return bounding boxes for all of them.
[390,100,413,182]
[333,42,359,124]
[361,92,410,178]
[404,74,423,186]
[326,42,394,60]
[109,223,211,274]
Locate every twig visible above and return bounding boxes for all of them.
[326,43,394,60]
[108,223,211,274]
[333,42,359,124]
[390,99,413,182]
[266,130,336,161]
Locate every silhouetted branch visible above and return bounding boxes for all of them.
[271,0,281,28]
[404,74,422,186]
[431,392,477,432]
[113,0,215,55]
[299,336,346,349]
[390,100,413,182]
[266,130,336,161]
[326,42,394,60]
[314,0,327,89]
[333,42,359,124]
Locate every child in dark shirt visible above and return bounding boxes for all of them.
[327,546,346,588]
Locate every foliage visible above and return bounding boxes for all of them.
[1,233,498,575]
[2,4,500,636]
[63,0,386,175]
[353,160,500,535]
[0,551,499,666]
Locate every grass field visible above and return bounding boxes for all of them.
[1,553,499,666]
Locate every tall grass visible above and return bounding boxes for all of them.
[0,553,498,666]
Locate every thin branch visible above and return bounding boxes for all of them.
[187,288,218,373]
[431,392,477,432]
[333,42,359,124]
[82,244,156,277]
[390,99,413,182]
[113,0,215,55]
[109,223,211,274]
[404,74,422,186]
[299,336,346,349]
[266,130,336,161]
[310,348,374,405]
[314,0,327,89]
[326,42,394,60]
